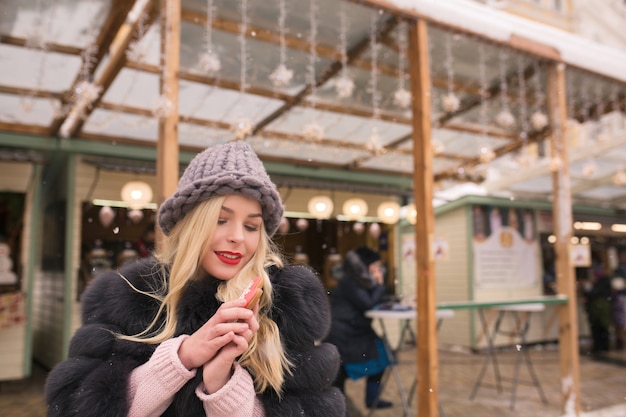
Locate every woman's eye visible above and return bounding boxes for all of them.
[217,219,226,225]
[245,224,260,232]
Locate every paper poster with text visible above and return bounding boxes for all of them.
[472,205,539,289]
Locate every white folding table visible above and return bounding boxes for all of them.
[364,307,455,417]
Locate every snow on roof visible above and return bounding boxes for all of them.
[384,0,626,82]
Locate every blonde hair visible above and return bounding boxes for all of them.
[118,196,291,395]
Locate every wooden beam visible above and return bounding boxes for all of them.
[249,16,399,137]
[509,34,560,61]
[156,0,181,244]
[547,62,581,415]
[54,0,155,138]
[180,9,402,80]
[408,19,439,417]
[0,122,49,136]
[0,34,82,55]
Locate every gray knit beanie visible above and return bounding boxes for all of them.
[158,141,284,237]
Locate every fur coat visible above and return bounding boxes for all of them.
[45,258,345,417]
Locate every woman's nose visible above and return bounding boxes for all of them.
[227,225,244,243]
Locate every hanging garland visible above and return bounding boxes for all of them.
[367,10,383,155]
[530,61,548,131]
[303,0,324,141]
[393,21,411,109]
[495,49,515,129]
[478,42,495,163]
[198,0,221,74]
[269,0,293,87]
[335,2,355,99]
[441,31,460,113]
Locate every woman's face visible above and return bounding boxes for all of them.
[201,194,263,280]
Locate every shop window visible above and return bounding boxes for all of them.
[0,192,24,294]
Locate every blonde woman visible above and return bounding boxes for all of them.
[45,141,344,417]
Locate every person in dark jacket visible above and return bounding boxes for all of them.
[326,246,392,410]
[583,262,612,353]
[44,141,345,417]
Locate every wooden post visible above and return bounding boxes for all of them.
[408,19,439,417]
[156,0,181,247]
[546,62,581,415]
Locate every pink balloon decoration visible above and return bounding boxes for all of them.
[99,206,115,227]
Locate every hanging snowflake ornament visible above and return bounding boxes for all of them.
[431,140,445,155]
[24,27,47,49]
[269,64,294,87]
[51,100,69,119]
[20,97,35,113]
[127,209,144,224]
[496,109,515,129]
[234,118,253,139]
[198,51,222,74]
[303,123,324,141]
[126,40,150,62]
[74,80,102,105]
[613,168,626,186]
[393,88,412,108]
[582,160,597,177]
[335,75,355,99]
[479,146,496,163]
[152,94,174,118]
[441,92,460,113]
[531,111,548,130]
[596,132,610,143]
[366,127,384,155]
[72,81,102,118]
[549,156,563,172]
[517,152,531,168]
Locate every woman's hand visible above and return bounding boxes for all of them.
[201,300,260,394]
[177,298,258,371]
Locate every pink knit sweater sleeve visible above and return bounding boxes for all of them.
[127,335,265,417]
